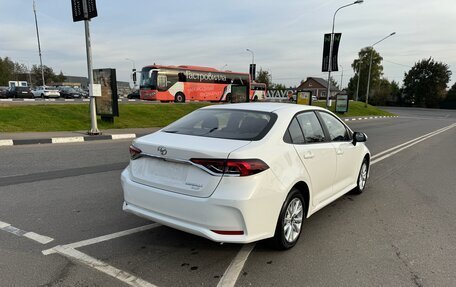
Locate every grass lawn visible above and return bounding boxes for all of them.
[0,101,394,132]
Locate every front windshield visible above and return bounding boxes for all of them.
[140,67,157,89]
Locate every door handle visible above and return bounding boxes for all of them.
[336,148,344,155]
[303,151,314,159]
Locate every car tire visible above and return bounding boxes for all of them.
[41,93,45,99]
[352,158,369,195]
[272,189,305,250]
[253,96,258,102]
[174,92,185,103]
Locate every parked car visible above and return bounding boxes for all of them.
[0,86,9,98]
[59,87,82,99]
[6,86,34,98]
[74,87,89,98]
[127,90,140,99]
[121,103,370,249]
[32,86,60,98]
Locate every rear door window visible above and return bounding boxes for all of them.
[296,112,326,143]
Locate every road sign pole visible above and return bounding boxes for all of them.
[82,0,100,135]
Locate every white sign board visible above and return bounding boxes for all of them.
[90,84,102,97]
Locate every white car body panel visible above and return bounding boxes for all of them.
[121,103,370,243]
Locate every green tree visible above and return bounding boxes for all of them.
[256,68,272,87]
[0,57,15,85]
[347,47,384,101]
[403,58,451,108]
[446,82,456,102]
[329,76,339,91]
[55,71,66,83]
[370,78,391,106]
[31,64,57,86]
[271,83,287,90]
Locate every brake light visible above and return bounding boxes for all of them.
[190,158,269,176]
[129,145,142,159]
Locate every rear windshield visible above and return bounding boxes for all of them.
[17,87,30,91]
[162,109,277,141]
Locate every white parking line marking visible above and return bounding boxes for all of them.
[0,139,14,146]
[372,123,456,160]
[217,243,255,287]
[0,220,11,228]
[0,220,54,244]
[371,123,455,165]
[53,246,157,287]
[111,133,136,140]
[23,232,54,244]
[42,223,160,255]
[51,136,85,144]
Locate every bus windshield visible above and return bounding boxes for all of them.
[140,68,157,89]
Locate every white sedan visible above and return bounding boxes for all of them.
[121,103,370,249]
[32,86,60,98]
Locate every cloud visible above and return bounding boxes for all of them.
[1,0,454,87]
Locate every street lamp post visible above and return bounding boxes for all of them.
[246,48,255,81]
[125,58,136,89]
[246,49,254,65]
[339,65,344,90]
[365,32,396,107]
[355,60,362,101]
[326,0,363,108]
[33,0,45,86]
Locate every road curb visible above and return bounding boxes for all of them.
[343,115,399,122]
[0,116,399,147]
[0,133,147,147]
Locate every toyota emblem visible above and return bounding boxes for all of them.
[157,146,167,155]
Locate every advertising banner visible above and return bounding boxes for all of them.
[296,90,312,105]
[331,33,342,72]
[249,64,256,81]
[335,93,349,113]
[93,68,119,117]
[230,85,249,103]
[321,33,331,72]
[71,0,98,22]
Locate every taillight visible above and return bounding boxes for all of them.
[190,158,269,176]
[129,145,142,159]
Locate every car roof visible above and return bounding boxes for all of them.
[201,102,326,113]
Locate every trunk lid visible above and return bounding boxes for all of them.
[129,131,250,197]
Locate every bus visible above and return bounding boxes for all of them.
[139,65,250,102]
[250,82,267,101]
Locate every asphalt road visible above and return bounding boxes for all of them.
[0,107,455,287]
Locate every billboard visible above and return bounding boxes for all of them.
[335,93,349,113]
[93,68,119,117]
[230,85,249,103]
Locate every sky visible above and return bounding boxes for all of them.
[1,0,455,88]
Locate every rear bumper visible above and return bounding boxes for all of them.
[121,168,284,243]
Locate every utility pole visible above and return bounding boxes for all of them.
[82,0,100,135]
[33,0,45,86]
[355,60,362,101]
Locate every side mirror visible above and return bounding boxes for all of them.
[353,132,367,145]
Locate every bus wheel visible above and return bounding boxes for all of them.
[174,92,185,103]
[253,96,258,102]
[226,93,232,102]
